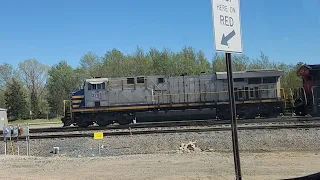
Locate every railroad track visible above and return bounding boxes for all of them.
[1,116,320,134]
[1,116,318,134]
[1,123,319,141]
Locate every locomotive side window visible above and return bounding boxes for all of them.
[88,83,107,90]
[234,78,245,82]
[263,77,277,83]
[127,78,134,84]
[248,77,262,84]
[97,84,101,89]
[137,77,145,83]
[158,78,164,83]
[90,83,105,90]
[90,84,97,90]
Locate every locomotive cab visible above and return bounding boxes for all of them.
[294,64,320,116]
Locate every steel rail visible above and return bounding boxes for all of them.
[1,116,319,134]
[2,123,320,141]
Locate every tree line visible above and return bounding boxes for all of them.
[0,46,303,121]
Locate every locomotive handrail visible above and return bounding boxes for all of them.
[150,88,285,105]
[66,88,284,108]
[289,88,294,104]
[104,78,285,105]
[311,87,315,114]
[150,88,284,96]
[279,88,286,108]
[279,88,285,100]
[62,100,72,119]
[311,86,319,114]
[301,87,308,106]
[63,100,66,117]
[63,100,67,117]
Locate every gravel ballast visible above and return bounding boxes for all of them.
[0,129,319,157]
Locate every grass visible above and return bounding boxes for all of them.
[8,117,61,125]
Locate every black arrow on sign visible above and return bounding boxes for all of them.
[221,30,236,46]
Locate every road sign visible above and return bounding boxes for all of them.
[211,0,243,53]
[19,125,30,136]
[94,132,104,140]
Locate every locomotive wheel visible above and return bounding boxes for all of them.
[116,114,133,125]
[75,116,90,128]
[118,119,131,125]
[77,122,90,128]
[97,120,112,127]
[265,113,279,118]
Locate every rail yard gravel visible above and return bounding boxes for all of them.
[1,128,319,157]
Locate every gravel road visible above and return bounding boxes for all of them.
[0,128,319,157]
[0,151,319,180]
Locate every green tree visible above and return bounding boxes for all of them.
[79,51,103,78]
[4,78,28,121]
[212,53,226,72]
[47,61,81,116]
[248,51,277,70]
[179,46,197,75]
[102,48,127,77]
[130,46,153,76]
[0,63,21,109]
[19,59,49,118]
[212,53,248,72]
[149,48,176,76]
[196,50,212,74]
[0,63,14,87]
[280,63,303,96]
[0,90,5,108]
[38,99,50,119]
[149,48,164,75]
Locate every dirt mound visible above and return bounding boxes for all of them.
[179,141,202,153]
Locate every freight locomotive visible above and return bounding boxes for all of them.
[293,64,320,117]
[62,68,292,127]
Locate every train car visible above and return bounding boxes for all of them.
[293,64,320,116]
[61,69,285,127]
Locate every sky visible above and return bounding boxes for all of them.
[0,0,319,68]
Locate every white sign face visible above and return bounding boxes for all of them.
[211,0,243,53]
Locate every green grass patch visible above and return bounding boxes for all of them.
[9,118,61,125]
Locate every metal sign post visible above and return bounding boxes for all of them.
[226,52,241,179]
[26,136,29,156]
[94,132,104,156]
[4,139,7,155]
[211,0,243,179]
